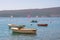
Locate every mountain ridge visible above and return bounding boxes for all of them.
[0,7,60,17]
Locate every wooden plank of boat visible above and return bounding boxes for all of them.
[11,28,36,34]
[37,24,48,26]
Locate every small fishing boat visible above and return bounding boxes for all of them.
[11,28,36,34]
[37,24,48,26]
[36,16,38,18]
[11,16,13,18]
[8,24,25,28]
[8,24,18,27]
[31,20,37,23]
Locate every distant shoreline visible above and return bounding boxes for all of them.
[0,7,60,17]
[0,17,59,18]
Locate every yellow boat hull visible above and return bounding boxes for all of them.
[11,28,36,34]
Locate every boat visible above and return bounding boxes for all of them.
[37,24,48,26]
[8,24,18,27]
[11,16,13,18]
[31,20,37,23]
[8,24,25,28]
[11,27,36,34]
[36,16,38,18]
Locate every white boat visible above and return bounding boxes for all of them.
[11,27,36,34]
[11,16,13,18]
[8,24,25,28]
[8,24,18,27]
[36,16,38,18]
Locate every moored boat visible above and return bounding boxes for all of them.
[8,24,25,28]
[11,28,36,34]
[31,20,37,23]
[8,24,18,27]
[37,24,48,26]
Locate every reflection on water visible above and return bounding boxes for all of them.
[12,32,36,36]
[10,31,37,40]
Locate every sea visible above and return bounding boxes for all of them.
[0,17,60,40]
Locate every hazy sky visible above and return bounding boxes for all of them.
[0,0,60,10]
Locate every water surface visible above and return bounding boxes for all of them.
[0,17,60,40]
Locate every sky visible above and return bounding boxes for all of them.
[0,0,60,10]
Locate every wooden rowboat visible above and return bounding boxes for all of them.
[11,28,36,34]
[37,24,48,26]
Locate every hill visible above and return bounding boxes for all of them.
[0,7,60,17]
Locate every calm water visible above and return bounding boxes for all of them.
[0,17,60,40]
